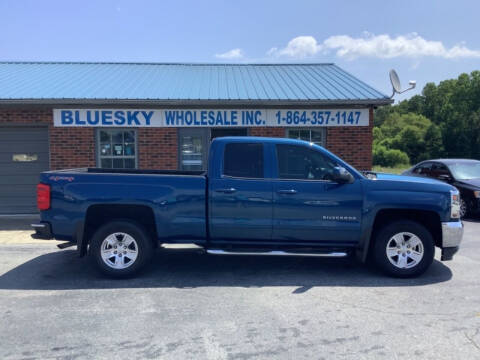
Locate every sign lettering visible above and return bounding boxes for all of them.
[53,109,369,127]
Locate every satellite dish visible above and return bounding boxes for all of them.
[390,70,402,93]
[389,69,416,98]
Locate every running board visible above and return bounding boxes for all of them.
[206,249,348,257]
[57,242,76,249]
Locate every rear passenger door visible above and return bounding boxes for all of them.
[209,142,273,242]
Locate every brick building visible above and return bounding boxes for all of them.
[0,62,392,214]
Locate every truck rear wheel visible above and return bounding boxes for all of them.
[89,220,153,277]
[373,220,434,278]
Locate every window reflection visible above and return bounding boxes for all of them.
[181,135,203,170]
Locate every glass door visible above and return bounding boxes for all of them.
[178,128,209,170]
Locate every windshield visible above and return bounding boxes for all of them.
[447,162,480,180]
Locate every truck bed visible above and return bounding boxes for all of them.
[39,167,208,243]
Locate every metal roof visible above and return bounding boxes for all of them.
[0,62,392,105]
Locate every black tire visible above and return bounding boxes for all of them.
[89,220,154,278]
[373,220,434,278]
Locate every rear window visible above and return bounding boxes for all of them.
[223,143,264,178]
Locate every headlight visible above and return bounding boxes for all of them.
[450,189,460,219]
[474,190,480,198]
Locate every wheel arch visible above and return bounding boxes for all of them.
[360,208,442,262]
[78,204,158,257]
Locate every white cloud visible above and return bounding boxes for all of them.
[443,43,480,58]
[267,36,322,58]
[215,48,244,60]
[267,33,480,60]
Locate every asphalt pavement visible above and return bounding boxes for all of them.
[0,217,479,359]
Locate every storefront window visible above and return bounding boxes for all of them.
[97,129,137,168]
[286,128,326,147]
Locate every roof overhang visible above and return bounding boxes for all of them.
[0,98,393,107]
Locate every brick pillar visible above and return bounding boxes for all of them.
[325,107,373,170]
[249,127,285,137]
[50,127,96,169]
[137,128,178,169]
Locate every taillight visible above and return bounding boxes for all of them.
[37,183,51,210]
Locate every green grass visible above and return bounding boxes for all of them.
[372,165,410,174]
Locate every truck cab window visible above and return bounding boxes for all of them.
[276,144,336,180]
[223,143,264,178]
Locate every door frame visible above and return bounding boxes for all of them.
[177,128,210,170]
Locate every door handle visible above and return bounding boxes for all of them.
[277,189,298,194]
[215,187,237,194]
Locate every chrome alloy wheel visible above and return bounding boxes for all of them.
[460,199,467,218]
[100,232,138,269]
[386,232,424,269]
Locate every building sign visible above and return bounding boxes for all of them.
[53,108,369,127]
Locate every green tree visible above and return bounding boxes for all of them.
[373,145,409,167]
[424,124,444,159]
[392,125,425,163]
[374,70,480,163]
[373,112,432,164]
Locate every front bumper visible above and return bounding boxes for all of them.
[31,222,53,240]
[441,221,463,261]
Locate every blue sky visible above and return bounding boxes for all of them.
[0,0,478,101]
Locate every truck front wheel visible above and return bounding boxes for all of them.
[89,220,153,277]
[373,220,435,278]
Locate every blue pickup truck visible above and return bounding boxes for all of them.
[32,137,463,278]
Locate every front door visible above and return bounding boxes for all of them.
[209,142,273,242]
[178,128,209,171]
[272,144,363,244]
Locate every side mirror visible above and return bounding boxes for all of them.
[332,166,354,184]
[438,174,452,182]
